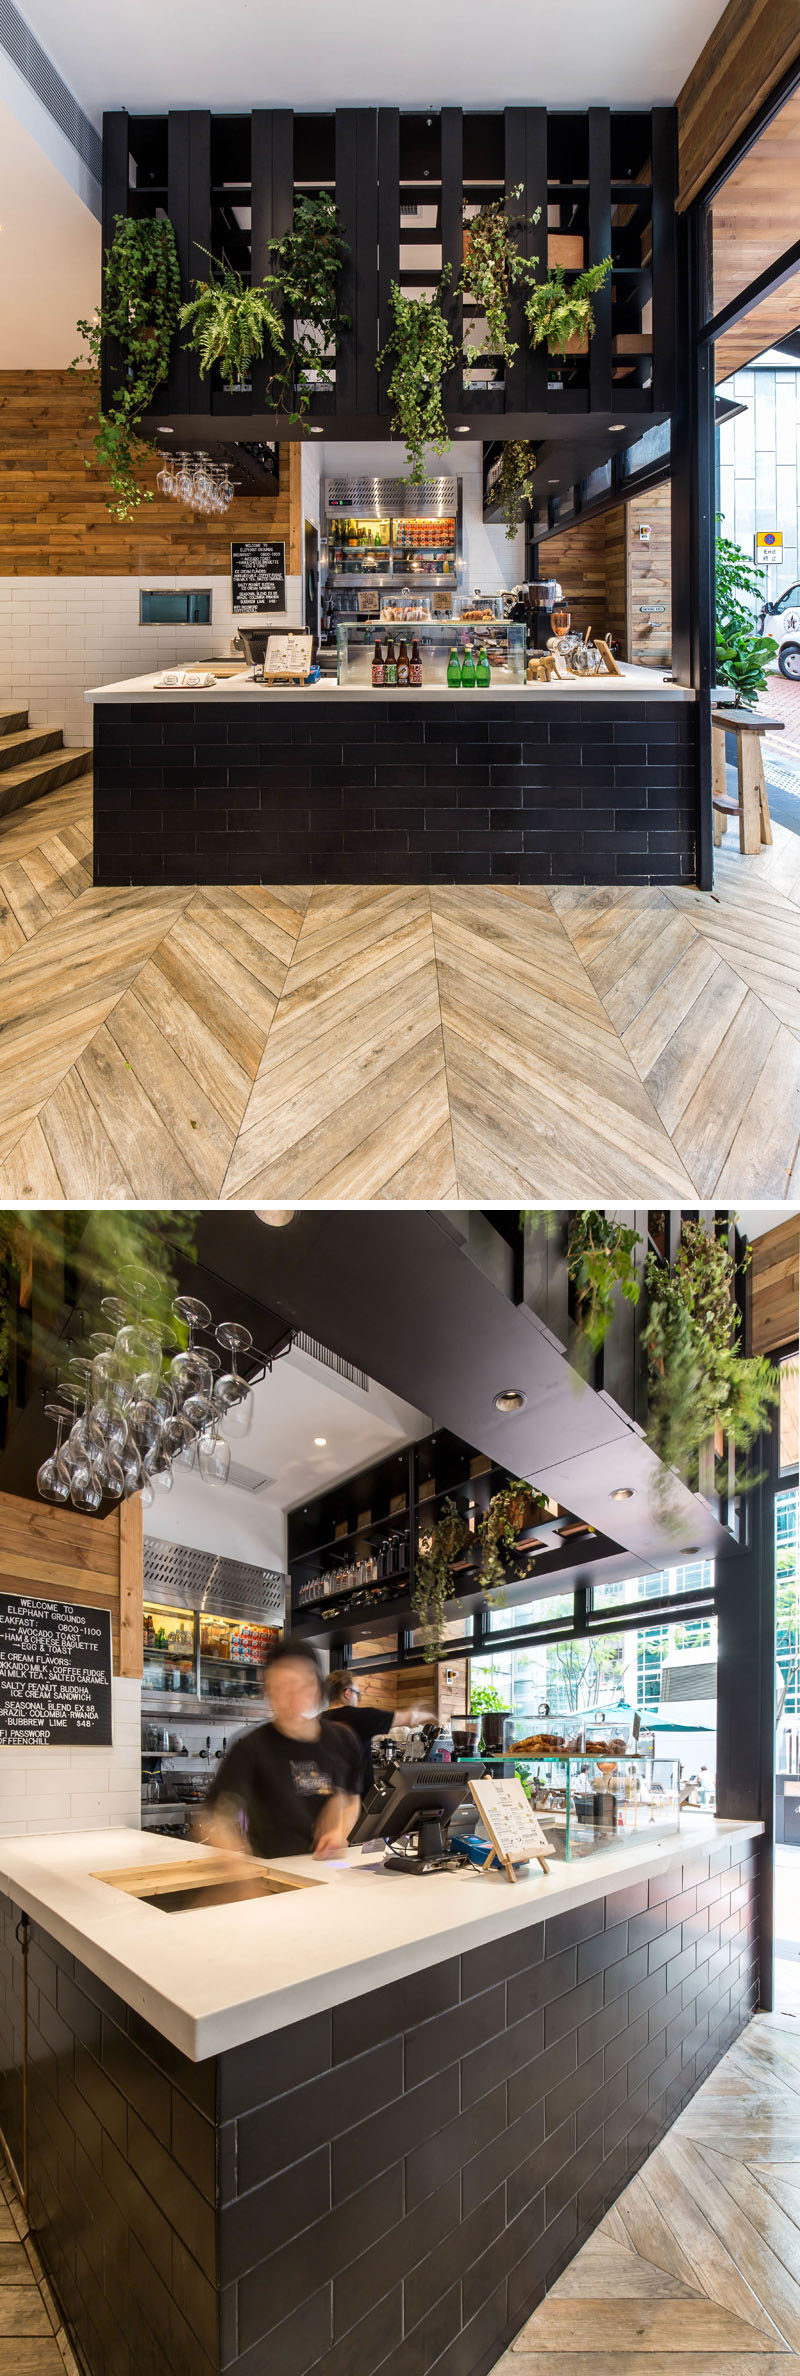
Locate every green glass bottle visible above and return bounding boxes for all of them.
[447,647,461,689]
[460,645,476,689]
[476,647,491,688]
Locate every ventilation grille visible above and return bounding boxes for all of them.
[143,1537,285,1619]
[0,0,101,182]
[325,477,458,518]
[227,1458,275,1494]
[660,1662,717,1704]
[293,1331,368,1392]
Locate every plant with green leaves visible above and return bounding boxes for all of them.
[468,1680,508,1716]
[378,272,457,483]
[524,257,612,356]
[643,1222,779,1503]
[479,1480,542,1599]
[461,185,540,367]
[497,439,538,538]
[566,1210,642,1356]
[73,213,181,520]
[271,192,349,417]
[0,1209,198,1409]
[715,517,778,705]
[180,249,286,390]
[412,1493,469,1660]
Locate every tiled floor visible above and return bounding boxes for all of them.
[0,774,799,1198]
[0,2151,79,2376]
[490,2008,800,2376]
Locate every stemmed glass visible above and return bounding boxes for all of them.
[36,1404,73,1505]
[197,1424,232,1486]
[215,1321,254,1439]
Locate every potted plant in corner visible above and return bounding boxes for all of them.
[714,520,778,707]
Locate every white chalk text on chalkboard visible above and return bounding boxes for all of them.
[0,1593,113,1747]
[231,540,287,615]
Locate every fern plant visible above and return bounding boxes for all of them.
[524,257,612,356]
[73,213,181,520]
[378,273,456,483]
[180,250,286,389]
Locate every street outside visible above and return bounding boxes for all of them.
[758,673,800,802]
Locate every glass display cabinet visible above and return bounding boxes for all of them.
[514,1747,681,1861]
[336,617,526,689]
[141,1603,280,1709]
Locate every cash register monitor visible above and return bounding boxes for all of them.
[352,1759,483,1873]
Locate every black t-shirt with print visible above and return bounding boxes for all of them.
[326,1704,394,1794]
[205,1715,361,1858]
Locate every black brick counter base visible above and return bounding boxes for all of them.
[0,1838,758,2376]
[93,698,698,887]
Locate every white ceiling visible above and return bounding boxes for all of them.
[0,93,100,365]
[18,0,728,117]
[143,1341,429,1568]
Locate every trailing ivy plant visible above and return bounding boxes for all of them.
[479,1480,543,1602]
[566,1211,642,1355]
[524,257,612,356]
[498,440,538,538]
[0,1209,198,1408]
[377,272,457,484]
[180,249,286,390]
[460,186,540,367]
[412,1494,468,1661]
[642,1222,779,1502]
[271,192,349,418]
[73,213,181,520]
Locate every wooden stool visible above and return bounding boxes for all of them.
[711,707,784,855]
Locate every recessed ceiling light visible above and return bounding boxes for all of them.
[609,423,626,432]
[494,1388,527,1414]
[456,425,470,434]
[157,426,173,434]
[314,1436,327,1448]
[610,1486,635,1501]
[548,477,558,485]
[309,425,323,435]
[256,1207,296,1227]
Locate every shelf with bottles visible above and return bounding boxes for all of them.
[198,1616,280,1667]
[336,619,525,691]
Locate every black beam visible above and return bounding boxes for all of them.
[100,112,129,412]
[715,1432,776,2010]
[441,108,464,414]
[651,108,678,414]
[588,109,612,415]
[250,110,293,411]
[701,232,800,347]
[167,111,211,417]
[377,106,400,404]
[335,111,379,419]
[671,202,714,889]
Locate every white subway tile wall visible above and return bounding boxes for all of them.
[0,1675,141,1835]
[0,574,304,747]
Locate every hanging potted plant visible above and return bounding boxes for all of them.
[270,192,349,420]
[566,1210,642,1356]
[179,249,286,390]
[498,440,538,538]
[524,256,612,357]
[412,1494,469,1661]
[460,186,541,374]
[377,271,457,484]
[479,1480,544,1601]
[642,1222,779,1509]
[73,213,181,520]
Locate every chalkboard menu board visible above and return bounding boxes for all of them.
[0,1593,113,1748]
[231,539,286,615]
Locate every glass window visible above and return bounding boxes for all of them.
[776,1487,800,1719]
[620,419,670,481]
[593,1558,714,1610]
[780,1353,799,1477]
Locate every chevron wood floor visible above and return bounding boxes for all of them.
[492,2011,800,2376]
[0,2151,78,2376]
[0,773,799,1198]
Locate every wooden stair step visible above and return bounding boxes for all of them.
[0,726,65,772]
[0,748,93,822]
[0,709,29,736]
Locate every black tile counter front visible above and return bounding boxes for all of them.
[92,695,699,888]
[0,1833,759,2376]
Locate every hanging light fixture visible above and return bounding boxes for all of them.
[37,1284,291,1515]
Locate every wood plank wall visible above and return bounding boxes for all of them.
[538,514,611,641]
[0,370,302,577]
[750,1216,800,1356]
[627,486,672,668]
[0,1490,143,1677]
[677,0,800,209]
[541,489,671,664]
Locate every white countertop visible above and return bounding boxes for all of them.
[0,1815,760,2062]
[86,664,695,706]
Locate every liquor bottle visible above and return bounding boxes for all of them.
[396,640,410,687]
[460,645,476,688]
[372,638,385,688]
[476,646,491,688]
[447,647,461,689]
[409,638,422,687]
[384,639,397,687]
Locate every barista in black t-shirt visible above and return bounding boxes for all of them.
[325,1671,434,1795]
[200,1642,361,1860]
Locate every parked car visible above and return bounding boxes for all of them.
[759,581,800,677]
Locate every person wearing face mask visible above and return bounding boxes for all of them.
[198,1641,360,1860]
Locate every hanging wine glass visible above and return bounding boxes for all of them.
[37,1405,73,1505]
[69,1452,103,1513]
[161,1410,196,1463]
[215,1321,254,1439]
[127,1397,163,1460]
[93,1445,126,1503]
[156,450,175,498]
[120,1429,142,1498]
[144,1442,174,1494]
[198,1426,232,1487]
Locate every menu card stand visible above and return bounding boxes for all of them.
[262,633,313,687]
[469,1775,551,1880]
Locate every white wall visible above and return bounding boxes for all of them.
[0,1674,140,1837]
[717,351,800,599]
[0,571,304,749]
[143,1471,286,1570]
